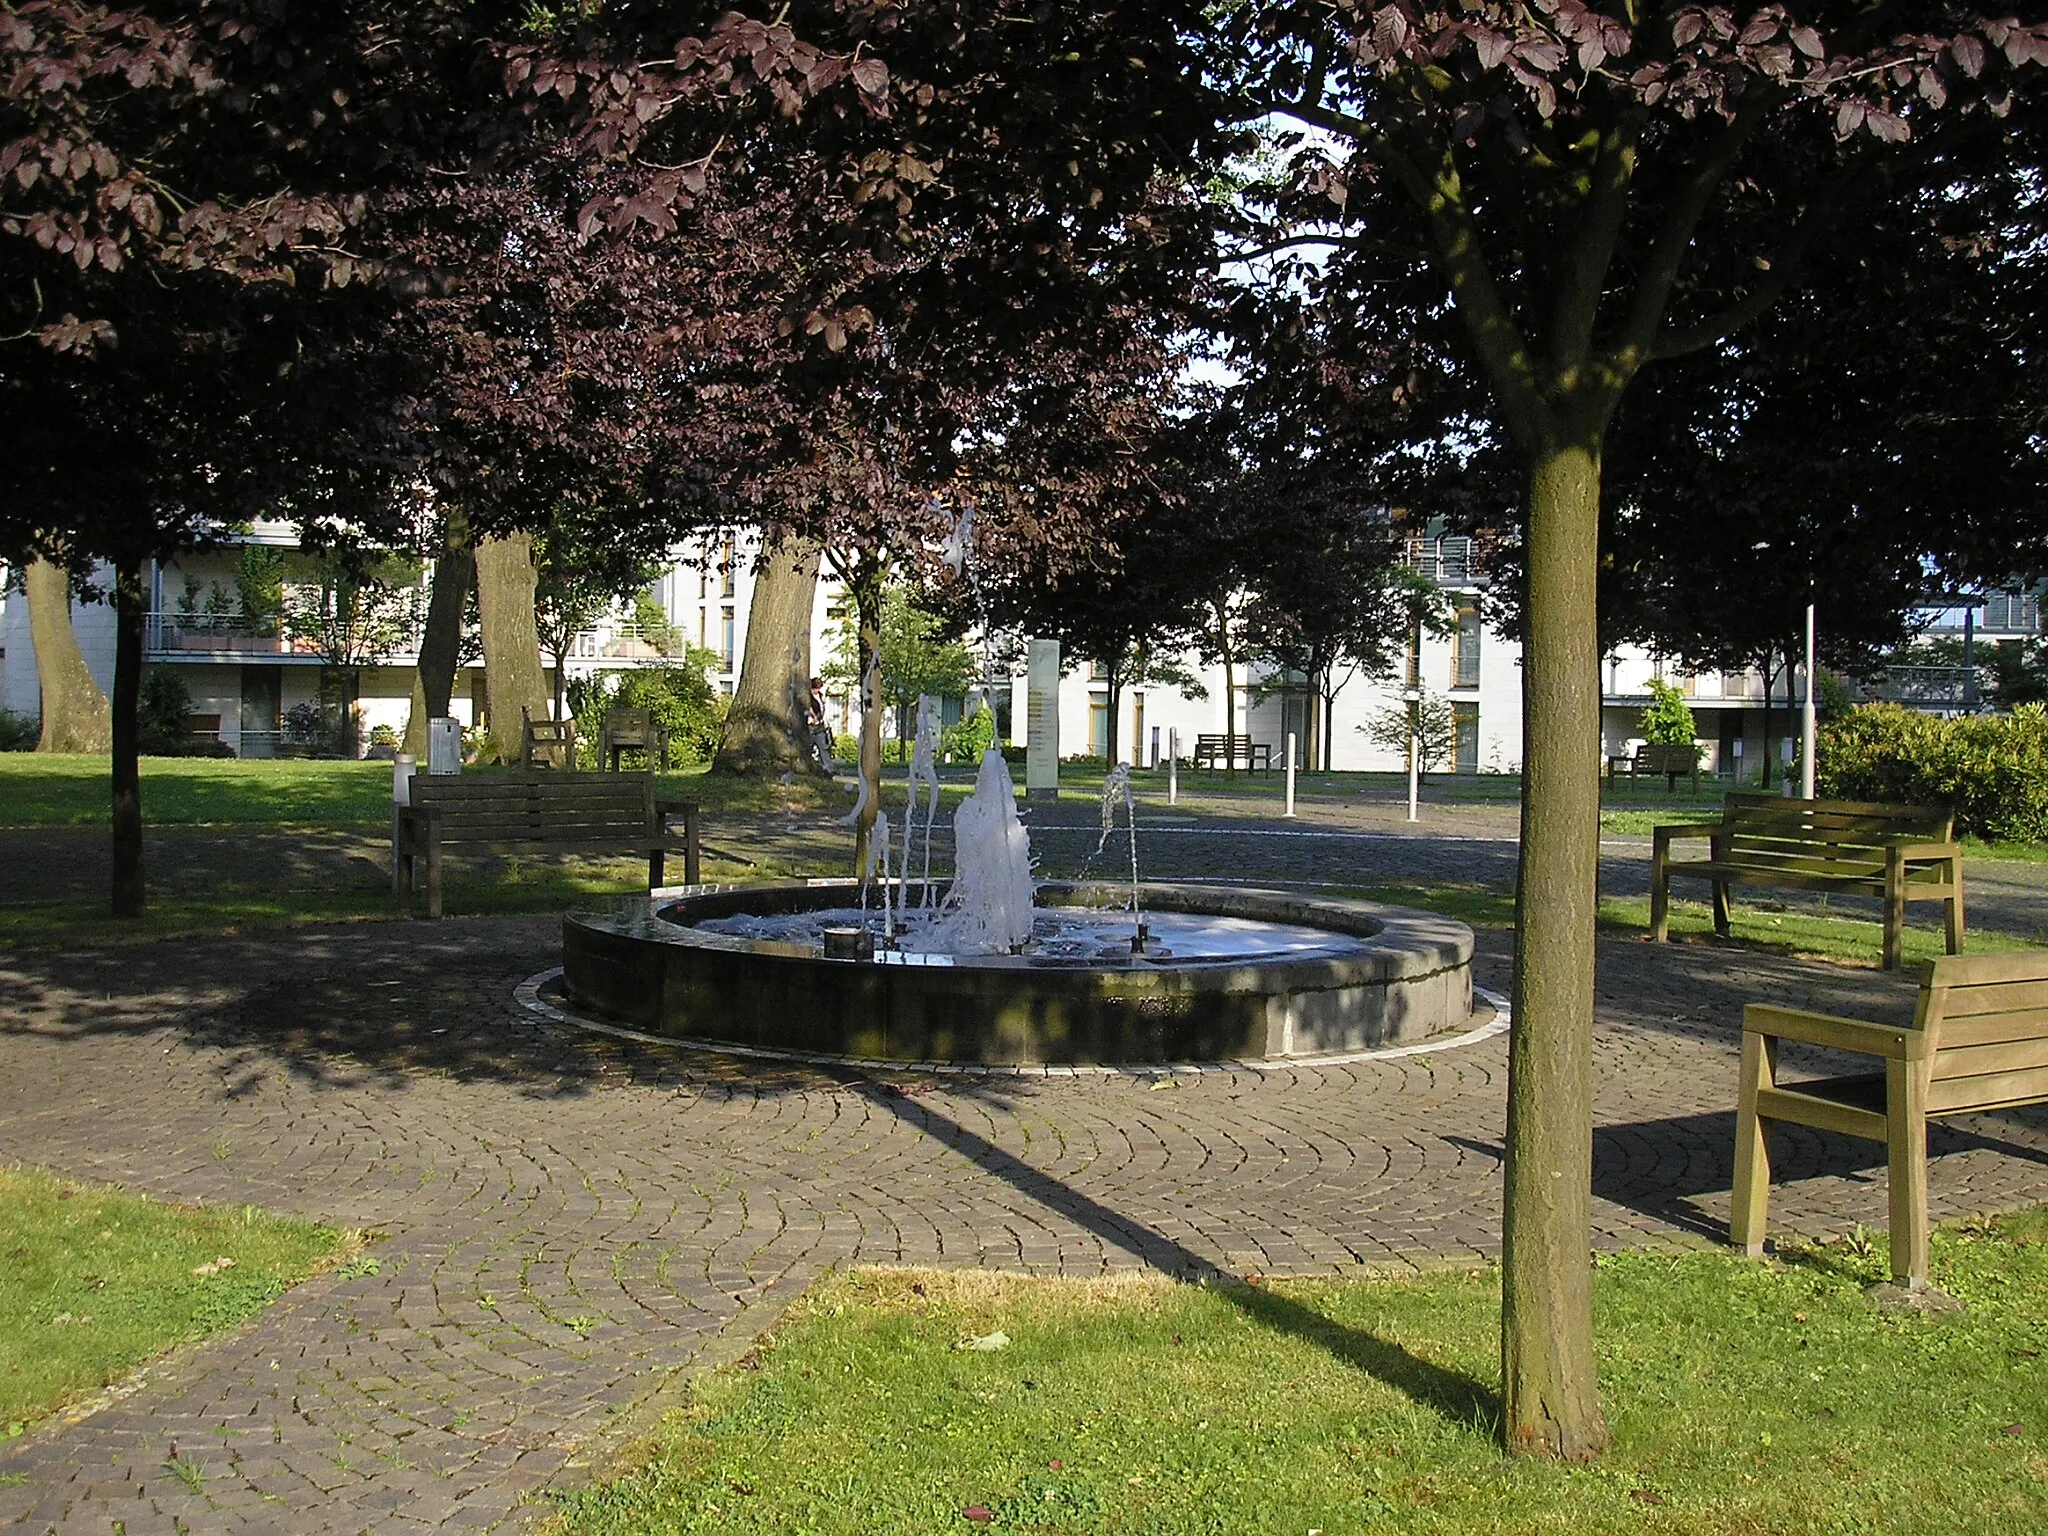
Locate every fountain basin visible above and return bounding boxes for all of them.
[561,880,1475,1065]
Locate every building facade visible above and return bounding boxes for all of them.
[8,530,2034,778]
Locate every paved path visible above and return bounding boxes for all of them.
[4,900,2048,1529]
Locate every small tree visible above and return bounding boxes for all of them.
[826,584,975,750]
[1362,686,1457,783]
[1639,679,1699,751]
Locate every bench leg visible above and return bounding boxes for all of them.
[649,848,664,888]
[397,843,415,919]
[685,805,701,885]
[1886,1057,1931,1288]
[1883,851,1908,971]
[1711,880,1732,937]
[426,840,443,920]
[1649,848,1670,943]
[1946,873,1965,956]
[1730,1032,1775,1257]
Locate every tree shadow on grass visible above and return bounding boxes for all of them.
[857,1082,1502,1436]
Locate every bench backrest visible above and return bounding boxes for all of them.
[1633,743,1698,767]
[1920,951,2048,1114]
[602,707,660,746]
[1718,792,1954,881]
[408,772,656,843]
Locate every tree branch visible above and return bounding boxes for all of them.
[1611,93,1776,371]
[1548,114,1641,383]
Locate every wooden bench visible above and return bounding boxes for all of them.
[1651,793,1963,971]
[1607,742,1700,793]
[1192,733,1273,773]
[520,707,576,770]
[598,706,669,772]
[1733,951,2048,1288]
[397,772,700,918]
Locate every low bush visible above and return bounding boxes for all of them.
[940,708,996,763]
[1639,678,1699,749]
[0,709,37,751]
[1819,701,2048,843]
[570,660,724,767]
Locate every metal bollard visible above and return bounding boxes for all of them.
[1168,728,1179,806]
[1284,732,1296,818]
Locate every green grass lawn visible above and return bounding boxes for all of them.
[0,752,860,828]
[1348,881,2035,969]
[551,1213,2048,1536]
[0,1168,352,1439]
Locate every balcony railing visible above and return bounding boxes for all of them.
[1864,665,1981,707]
[1404,535,1481,587]
[1919,592,2041,637]
[147,612,317,656]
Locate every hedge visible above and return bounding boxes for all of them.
[1818,702,2048,843]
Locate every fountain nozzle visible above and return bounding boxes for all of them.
[1131,921,1152,955]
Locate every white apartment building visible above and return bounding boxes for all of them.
[8,530,2025,776]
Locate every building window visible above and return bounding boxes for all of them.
[721,537,736,598]
[720,608,735,671]
[1453,702,1480,774]
[1453,607,1481,690]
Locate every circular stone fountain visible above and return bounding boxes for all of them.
[561,878,1476,1066]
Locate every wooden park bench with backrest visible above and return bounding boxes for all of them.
[1732,951,2048,1289]
[1192,733,1274,773]
[1651,793,1963,971]
[397,772,700,918]
[599,707,669,772]
[520,707,575,771]
[1607,742,1701,793]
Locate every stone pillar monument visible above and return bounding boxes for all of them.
[1025,638,1061,804]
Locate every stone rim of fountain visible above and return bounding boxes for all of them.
[560,879,1479,1066]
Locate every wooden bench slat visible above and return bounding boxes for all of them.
[1930,1037,2048,1082]
[1753,1083,1890,1140]
[1935,980,2048,1018]
[1928,1064,2048,1114]
[1934,1008,2048,1046]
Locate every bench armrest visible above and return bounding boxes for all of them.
[1652,822,1718,852]
[655,798,701,817]
[1882,839,1960,863]
[1743,1003,1927,1061]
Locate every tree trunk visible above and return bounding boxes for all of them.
[26,558,111,752]
[1757,647,1777,793]
[402,527,473,759]
[110,559,146,918]
[473,534,551,765]
[713,534,821,777]
[851,563,885,874]
[1501,437,1611,1460]
[1103,653,1123,766]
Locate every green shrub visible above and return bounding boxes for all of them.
[137,669,195,755]
[940,707,995,762]
[1819,702,2048,843]
[1640,679,1699,748]
[0,709,37,751]
[570,657,724,766]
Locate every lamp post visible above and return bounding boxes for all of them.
[1800,602,1817,800]
[1404,685,1420,823]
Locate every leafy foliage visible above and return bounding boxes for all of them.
[0,709,38,752]
[1362,686,1457,780]
[1820,702,2048,843]
[1638,680,1699,748]
[570,658,725,768]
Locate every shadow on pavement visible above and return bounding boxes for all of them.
[859,1082,1502,1435]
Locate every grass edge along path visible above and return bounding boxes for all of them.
[0,1167,354,1440]
[551,1213,2048,1536]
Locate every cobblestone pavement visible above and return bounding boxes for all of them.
[4,860,2048,1529]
